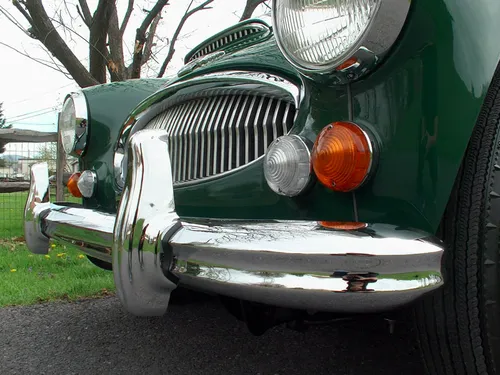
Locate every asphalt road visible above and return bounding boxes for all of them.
[0,295,426,375]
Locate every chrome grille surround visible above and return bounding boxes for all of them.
[185,22,270,63]
[115,71,300,190]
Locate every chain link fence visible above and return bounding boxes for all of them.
[0,131,79,239]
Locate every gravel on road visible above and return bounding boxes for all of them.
[0,295,426,375]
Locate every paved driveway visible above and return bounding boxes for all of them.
[0,296,425,374]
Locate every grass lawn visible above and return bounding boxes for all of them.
[0,190,81,239]
[0,190,115,307]
[0,191,28,239]
[0,239,115,307]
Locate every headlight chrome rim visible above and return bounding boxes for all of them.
[271,0,411,81]
[59,91,89,156]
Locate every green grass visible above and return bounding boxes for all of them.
[0,191,28,238]
[0,239,115,307]
[0,190,81,238]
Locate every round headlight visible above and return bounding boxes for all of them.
[272,0,381,72]
[264,135,313,197]
[59,97,76,154]
[59,92,89,155]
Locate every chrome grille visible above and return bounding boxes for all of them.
[189,27,263,62]
[146,94,295,184]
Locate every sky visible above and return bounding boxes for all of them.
[0,0,271,133]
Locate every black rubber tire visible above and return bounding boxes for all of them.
[414,66,500,375]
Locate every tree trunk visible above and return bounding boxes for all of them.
[107,4,127,81]
[89,0,115,84]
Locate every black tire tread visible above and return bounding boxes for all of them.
[415,61,500,375]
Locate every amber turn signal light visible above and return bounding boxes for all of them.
[311,122,372,192]
[67,172,82,198]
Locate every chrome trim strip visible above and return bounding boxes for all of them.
[25,129,444,316]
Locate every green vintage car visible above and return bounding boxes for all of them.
[24,0,500,374]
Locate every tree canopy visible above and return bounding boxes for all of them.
[2,0,268,88]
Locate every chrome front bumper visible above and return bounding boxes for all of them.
[24,129,444,316]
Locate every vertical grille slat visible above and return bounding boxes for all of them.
[219,95,237,173]
[227,95,244,171]
[193,97,214,180]
[235,95,251,168]
[205,98,225,177]
[180,100,199,181]
[253,96,266,159]
[171,104,191,180]
[187,99,206,180]
[145,92,295,184]
[212,95,231,175]
[262,98,274,152]
[243,96,258,165]
[200,97,219,178]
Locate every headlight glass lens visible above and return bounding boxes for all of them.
[59,97,76,154]
[264,135,312,197]
[273,0,380,70]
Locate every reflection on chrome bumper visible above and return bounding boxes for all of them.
[24,129,444,316]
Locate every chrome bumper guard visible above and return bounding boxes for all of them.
[24,130,444,316]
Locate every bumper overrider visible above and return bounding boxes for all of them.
[24,129,444,316]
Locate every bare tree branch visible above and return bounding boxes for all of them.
[142,12,161,65]
[120,0,134,36]
[239,0,267,21]
[157,0,213,78]
[77,0,92,26]
[11,0,34,25]
[130,0,169,79]
[0,41,71,79]
[20,0,98,87]
[0,5,33,37]
[89,0,115,83]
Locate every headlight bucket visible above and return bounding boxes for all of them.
[272,0,411,82]
[59,91,89,156]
